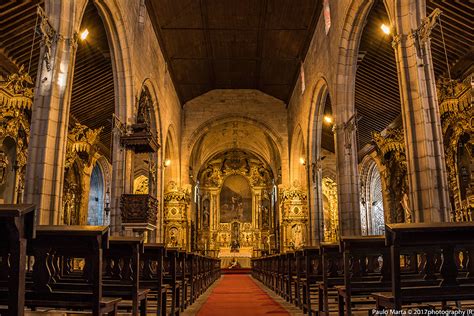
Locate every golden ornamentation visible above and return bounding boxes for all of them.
[372,129,408,223]
[164,182,191,249]
[0,67,34,201]
[440,76,473,221]
[322,177,339,242]
[65,123,103,169]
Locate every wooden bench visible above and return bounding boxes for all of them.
[373,222,474,311]
[163,248,181,316]
[103,236,150,315]
[25,225,121,315]
[317,242,343,315]
[0,204,36,316]
[300,246,322,315]
[336,236,390,316]
[141,243,168,316]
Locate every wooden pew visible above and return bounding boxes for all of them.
[163,248,181,316]
[0,204,36,316]
[25,225,120,315]
[141,243,168,316]
[317,242,343,315]
[103,236,150,315]
[300,246,322,315]
[373,222,474,311]
[336,236,390,315]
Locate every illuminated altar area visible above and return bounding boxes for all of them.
[218,246,253,268]
[195,149,278,263]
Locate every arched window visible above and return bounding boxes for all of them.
[87,164,104,225]
[360,159,385,235]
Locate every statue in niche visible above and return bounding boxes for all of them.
[230,222,240,252]
[168,227,179,247]
[202,200,210,228]
[261,205,269,227]
[0,151,9,186]
[400,192,412,223]
[63,181,80,225]
[291,223,303,249]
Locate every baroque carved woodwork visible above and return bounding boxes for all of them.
[120,194,159,225]
[322,177,339,242]
[438,76,473,220]
[163,182,191,248]
[197,149,275,254]
[62,123,104,225]
[372,129,409,223]
[0,66,33,203]
[280,180,308,251]
[120,88,159,153]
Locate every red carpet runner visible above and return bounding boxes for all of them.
[197,275,290,316]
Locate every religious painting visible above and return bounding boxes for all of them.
[219,175,252,223]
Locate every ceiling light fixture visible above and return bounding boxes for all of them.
[80,29,89,40]
[381,24,391,35]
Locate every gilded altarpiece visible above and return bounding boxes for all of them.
[0,67,33,204]
[280,181,308,252]
[164,182,191,250]
[197,150,275,262]
[372,129,410,223]
[438,76,473,220]
[321,177,339,242]
[62,123,104,225]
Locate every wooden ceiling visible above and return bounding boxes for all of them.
[145,0,323,104]
[0,0,43,78]
[354,0,473,153]
[70,1,115,160]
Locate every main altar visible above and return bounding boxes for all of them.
[195,150,278,263]
[218,246,253,268]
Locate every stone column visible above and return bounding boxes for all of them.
[24,1,82,225]
[388,0,450,222]
[334,122,361,235]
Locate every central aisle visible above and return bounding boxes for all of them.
[197,274,290,316]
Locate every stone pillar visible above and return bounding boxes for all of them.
[388,0,450,222]
[334,122,361,235]
[24,2,82,225]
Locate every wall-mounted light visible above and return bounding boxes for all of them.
[299,157,306,166]
[80,28,89,41]
[164,159,171,168]
[323,115,333,124]
[381,24,391,35]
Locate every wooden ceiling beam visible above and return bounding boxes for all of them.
[255,0,268,89]
[199,0,215,88]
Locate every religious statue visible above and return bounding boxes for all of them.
[0,151,9,186]
[202,203,210,228]
[400,192,412,223]
[168,227,179,247]
[291,223,303,249]
[227,257,241,269]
